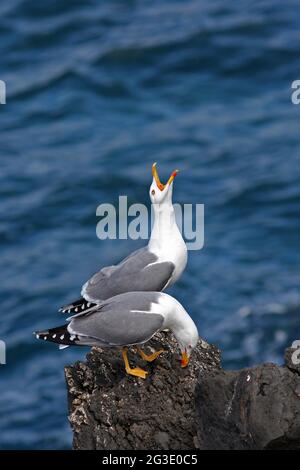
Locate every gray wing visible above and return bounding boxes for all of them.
[81,247,175,302]
[69,292,164,346]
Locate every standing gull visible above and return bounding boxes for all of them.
[36,291,199,379]
[60,163,187,315]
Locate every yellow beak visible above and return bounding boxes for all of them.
[152,162,179,191]
[167,169,179,186]
[181,350,189,368]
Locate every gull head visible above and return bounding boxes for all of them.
[179,333,199,368]
[149,162,179,204]
[172,316,199,368]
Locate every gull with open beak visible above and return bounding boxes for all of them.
[59,163,187,315]
[36,291,199,379]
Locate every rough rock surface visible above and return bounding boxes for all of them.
[196,346,300,450]
[66,336,300,450]
[65,332,221,450]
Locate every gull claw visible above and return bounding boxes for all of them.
[138,348,165,362]
[127,367,148,379]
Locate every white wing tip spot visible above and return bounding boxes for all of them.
[246,374,251,382]
[60,334,65,340]
[52,334,56,339]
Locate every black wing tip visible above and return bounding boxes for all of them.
[59,300,97,316]
[59,305,72,313]
[34,330,50,340]
[34,325,79,346]
[59,298,96,315]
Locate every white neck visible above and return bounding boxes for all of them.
[159,294,199,348]
[147,184,188,284]
[149,202,176,247]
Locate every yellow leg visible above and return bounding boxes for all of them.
[122,348,148,379]
[137,347,165,362]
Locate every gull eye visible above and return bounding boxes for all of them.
[151,189,155,195]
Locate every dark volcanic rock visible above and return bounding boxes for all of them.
[66,336,300,450]
[196,347,300,450]
[65,332,221,450]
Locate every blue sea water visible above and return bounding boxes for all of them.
[1,0,300,449]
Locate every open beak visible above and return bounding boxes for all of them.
[181,350,189,368]
[152,162,179,191]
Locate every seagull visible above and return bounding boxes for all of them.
[35,291,199,379]
[59,163,187,315]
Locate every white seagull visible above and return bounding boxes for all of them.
[36,291,199,379]
[59,163,187,315]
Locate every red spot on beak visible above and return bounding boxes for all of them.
[181,350,189,368]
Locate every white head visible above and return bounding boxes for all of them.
[175,320,199,368]
[165,298,199,368]
[149,162,179,205]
